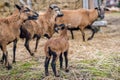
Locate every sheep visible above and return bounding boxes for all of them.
[0,4,38,69]
[56,6,105,41]
[44,24,69,77]
[19,4,63,58]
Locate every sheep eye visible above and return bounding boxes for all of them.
[24,9,30,12]
[24,8,30,12]
[54,8,60,11]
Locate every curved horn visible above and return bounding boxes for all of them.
[27,0,32,9]
[19,0,32,9]
[34,12,39,17]
[19,0,26,5]
[98,0,101,8]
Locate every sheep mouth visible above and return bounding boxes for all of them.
[28,16,38,20]
[28,12,39,20]
[56,12,64,17]
[57,14,63,17]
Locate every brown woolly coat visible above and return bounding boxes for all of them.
[21,20,43,39]
[44,27,69,58]
[0,10,24,44]
[38,8,58,37]
[56,8,98,30]
[21,7,58,39]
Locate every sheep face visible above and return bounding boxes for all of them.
[49,4,63,17]
[95,5,105,20]
[54,24,65,33]
[15,4,39,21]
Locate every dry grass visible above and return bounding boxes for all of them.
[0,12,120,80]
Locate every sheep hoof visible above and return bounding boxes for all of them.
[87,37,92,41]
[65,69,69,72]
[30,53,34,56]
[7,65,12,70]
[45,73,49,76]
[55,74,60,77]
[12,61,16,64]
[0,60,4,64]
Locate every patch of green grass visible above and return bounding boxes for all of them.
[89,67,109,77]
[80,59,97,64]
[21,61,33,69]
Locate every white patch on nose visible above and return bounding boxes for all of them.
[56,10,60,14]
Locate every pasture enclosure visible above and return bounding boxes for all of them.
[0,0,120,80]
[0,12,120,80]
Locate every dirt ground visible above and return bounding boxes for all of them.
[0,12,120,80]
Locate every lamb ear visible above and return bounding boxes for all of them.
[54,24,59,33]
[49,4,57,9]
[54,27,59,33]
[59,24,65,30]
[15,4,21,10]
[95,7,98,10]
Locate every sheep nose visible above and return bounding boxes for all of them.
[100,15,104,19]
[57,12,63,17]
[34,12,39,17]
[30,12,39,20]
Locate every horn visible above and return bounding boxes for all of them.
[49,4,57,9]
[27,0,32,9]
[19,0,26,5]
[97,0,101,8]
[19,0,32,9]
[34,12,39,17]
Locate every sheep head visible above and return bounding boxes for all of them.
[95,5,105,20]
[49,4,63,17]
[15,4,39,21]
[54,24,66,33]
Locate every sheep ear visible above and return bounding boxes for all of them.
[95,7,98,10]
[15,4,22,10]
[49,4,57,9]
[54,24,59,33]
[54,27,59,33]
[59,24,65,30]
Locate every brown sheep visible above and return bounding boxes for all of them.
[56,6,105,41]
[0,4,38,70]
[44,24,69,77]
[19,4,63,58]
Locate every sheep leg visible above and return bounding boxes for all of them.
[88,29,95,40]
[64,51,69,72]
[70,30,74,39]
[59,53,63,69]
[88,26,100,40]
[81,30,85,41]
[24,39,34,56]
[0,53,5,64]
[13,39,17,63]
[51,53,59,77]
[1,45,12,70]
[34,36,40,52]
[44,57,51,76]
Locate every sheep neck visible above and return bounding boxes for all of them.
[88,9,98,24]
[0,9,25,28]
[60,28,68,40]
[10,9,27,29]
[44,8,56,23]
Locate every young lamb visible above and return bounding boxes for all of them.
[56,6,105,41]
[19,4,63,58]
[44,24,69,77]
[0,4,38,69]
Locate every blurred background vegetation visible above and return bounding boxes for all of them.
[0,0,83,17]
